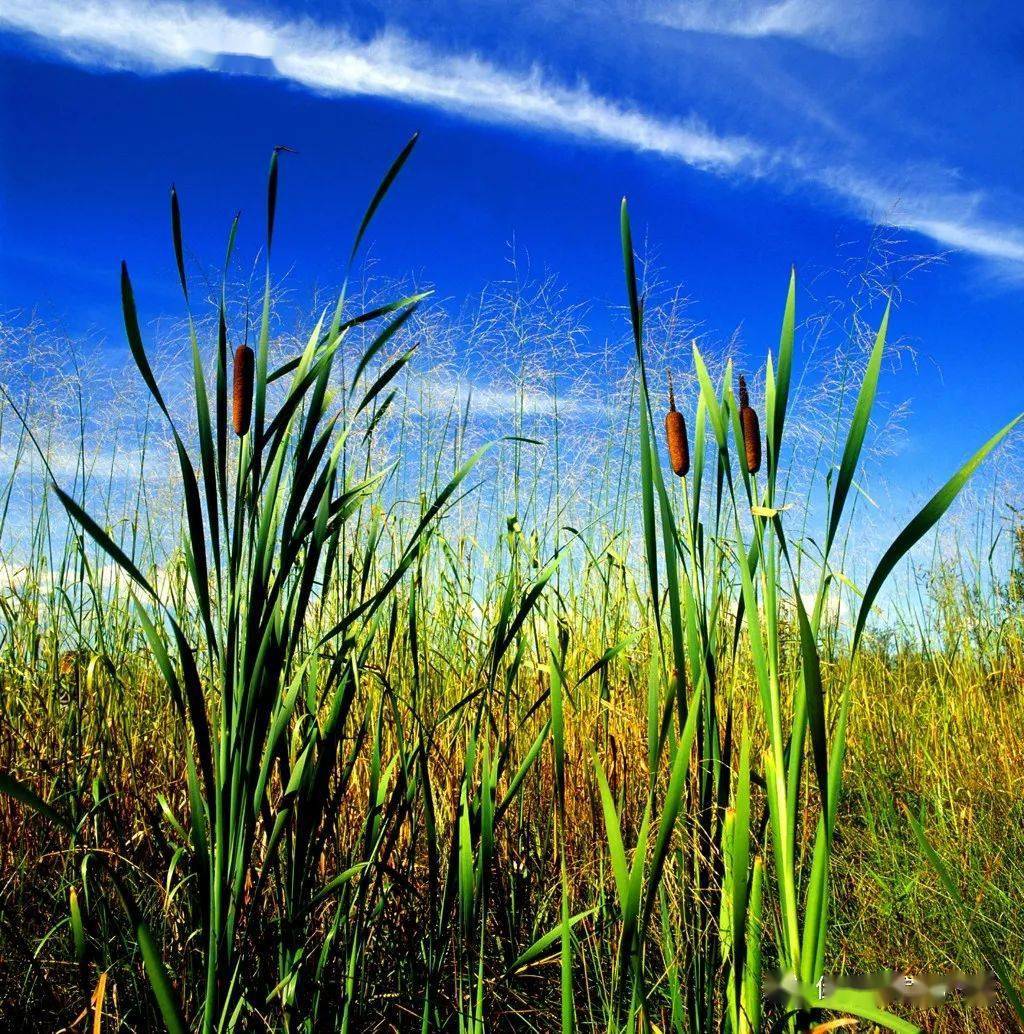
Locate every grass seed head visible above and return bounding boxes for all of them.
[665,370,690,477]
[738,374,761,474]
[233,343,255,437]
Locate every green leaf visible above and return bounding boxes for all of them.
[351,133,418,264]
[853,412,1022,650]
[827,301,889,554]
[509,909,595,973]
[495,720,550,823]
[353,344,419,420]
[692,342,727,451]
[0,772,74,833]
[267,145,294,254]
[620,197,643,353]
[640,681,702,934]
[814,988,919,1033]
[121,262,172,423]
[731,727,752,956]
[109,872,188,1034]
[69,887,86,964]
[593,755,629,914]
[349,302,420,391]
[794,589,828,834]
[769,267,796,475]
[170,185,188,303]
[576,634,639,686]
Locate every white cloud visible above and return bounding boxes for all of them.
[0,444,168,480]
[818,168,1024,266]
[0,0,761,173]
[647,0,889,51]
[414,371,610,418]
[1,0,1021,273]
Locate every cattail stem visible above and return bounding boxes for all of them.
[233,344,255,437]
[738,375,761,474]
[665,370,690,477]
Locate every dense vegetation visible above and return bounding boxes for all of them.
[2,142,1022,1032]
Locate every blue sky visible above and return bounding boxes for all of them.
[1,0,1022,497]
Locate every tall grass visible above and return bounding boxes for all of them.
[1,145,1022,1033]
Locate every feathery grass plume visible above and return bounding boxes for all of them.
[664,369,690,476]
[232,343,254,436]
[738,374,761,473]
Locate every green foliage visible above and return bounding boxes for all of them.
[0,152,1019,1034]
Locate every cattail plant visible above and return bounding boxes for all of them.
[5,137,502,1034]
[618,198,1023,1034]
[664,370,690,477]
[738,375,761,474]
[232,343,254,436]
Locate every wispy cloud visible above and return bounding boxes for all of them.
[646,0,892,51]
[0,444,169,480]
[818,168,1024,267]
[1,0,1021,274]
[414,371,611,419]
[0,0,762,172]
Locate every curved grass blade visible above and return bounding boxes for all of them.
[121,263,172,423]
[107,871,188,1034]
[353,344,419,420]
[508,909,596,974]
[0,772,74,833]
[826,301,889,555]
[350,133,418,264]
[52,485,156,598]
[576,634,639,686]
[853,412,1022,650]
[812,989,919,1034]
[349,303,420,392]
[170,186,188,303]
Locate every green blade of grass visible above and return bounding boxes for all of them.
[107,870,189,1034]
[793,588,828,836]
[0,772,74,833]
[508,909,595,974]
[853,412,1022,651]
[826,300,890,555]
[350,133,419,265]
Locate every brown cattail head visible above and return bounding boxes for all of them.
[233,344,255,437]
[738,375,761,473]
[664,370,690,477]
[738,374,750,409]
